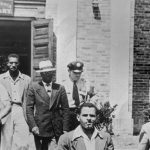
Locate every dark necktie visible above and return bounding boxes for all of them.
[72,82,80,107]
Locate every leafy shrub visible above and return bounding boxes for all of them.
[94,101,117,133]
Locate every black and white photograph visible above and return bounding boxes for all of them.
[0,0,149,150]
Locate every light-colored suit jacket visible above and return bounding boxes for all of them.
[139,122,150,150]
[0,71,31,120]
[58,129,114,150]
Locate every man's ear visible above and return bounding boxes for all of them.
[77,114,80,122]
[6,62,9,67]
[17,62,20,67]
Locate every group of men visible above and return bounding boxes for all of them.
[0,53,114,150]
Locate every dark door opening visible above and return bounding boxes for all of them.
[0,20,31,76]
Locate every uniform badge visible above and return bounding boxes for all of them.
[76,63,81,67]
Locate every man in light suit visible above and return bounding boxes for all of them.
[0,53,32,150]
[58,102,114,150]
[26,60,70,150]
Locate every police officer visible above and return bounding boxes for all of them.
[62,61,90,131]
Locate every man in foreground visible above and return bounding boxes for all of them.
[26,60,70,150]
[58,102,114,150]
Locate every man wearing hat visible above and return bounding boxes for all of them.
[62,61,91,131]
[26,60,70,150]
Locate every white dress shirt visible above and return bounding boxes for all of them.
[62,77,90,108]
[7,72,23,103]
[42,81,52,97]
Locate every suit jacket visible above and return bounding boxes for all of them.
[138,122,150,150]
[26,81,70,138]
[0,71,31,120]
[58,129,114,150]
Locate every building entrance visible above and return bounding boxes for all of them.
[0,20,31,75]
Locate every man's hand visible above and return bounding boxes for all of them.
[32,126,39,135]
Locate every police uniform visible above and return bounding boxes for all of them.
[62,61,90,131]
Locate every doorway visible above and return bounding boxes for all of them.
[0,20,31,76]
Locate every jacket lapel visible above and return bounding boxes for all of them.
[0,77,12,99]
[19,77,26,101]
[36,82,50,105]
[49,83,59,110]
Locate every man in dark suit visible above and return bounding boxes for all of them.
[26,60,70,150]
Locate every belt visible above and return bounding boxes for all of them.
[11,101,22,106]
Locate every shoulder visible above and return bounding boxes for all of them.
[52,82,65,90]
[27,82,40,91]
[59,131,74,142]
[0,72,7,79]
[78,78,90,89]
[98,130,112,139]
[139,122,150,143]
[21,73,31,81]
[141,122,150,132]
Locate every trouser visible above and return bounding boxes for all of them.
[34,135,57,150]
[1,104,35,150]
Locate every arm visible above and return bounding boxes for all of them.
[138,125,150,150]
[107,135,114,150]
[26,83,38,133]
[60,85,70,132]
[0,100,11,120]
[0,84,11,124]
[103,132,114,150]
[22,77,31,121]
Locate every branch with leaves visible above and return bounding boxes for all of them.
[94,101,117,132]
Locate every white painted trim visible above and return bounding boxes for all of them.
[14,1,45,6]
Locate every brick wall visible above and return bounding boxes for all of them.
[77,0,111,101]
[133,0,150,134]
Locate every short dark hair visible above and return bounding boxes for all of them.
[77,102,98,115]
[7,53,20,62]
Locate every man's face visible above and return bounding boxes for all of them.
[7,57,19,72]
[69,70,82,82]
[41,71,54,83]
[77,107,96,130]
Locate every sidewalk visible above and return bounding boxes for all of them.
[112,134,138,150]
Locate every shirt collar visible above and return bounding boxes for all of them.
[69,75,80,84]
[4,71,24,79]
[72,125,103,141]
[42,81,52,87]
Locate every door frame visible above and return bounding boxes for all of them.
[0,16,35,76]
